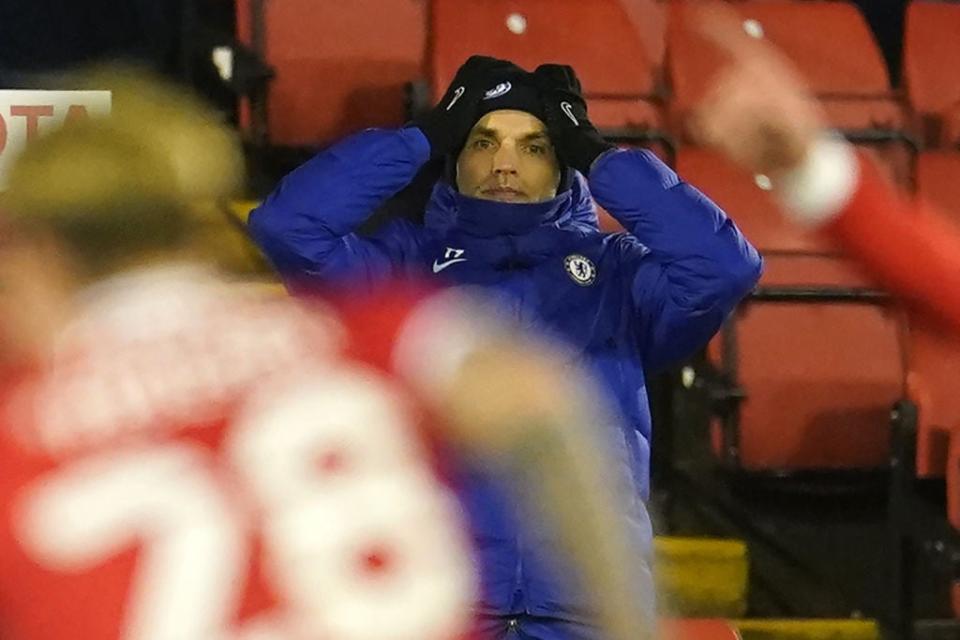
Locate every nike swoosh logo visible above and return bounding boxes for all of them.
[446,86,465,111]
[560,101,579,126]
[432,258,468,273]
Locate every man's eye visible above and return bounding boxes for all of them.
[526,144,546,155]
[473,139,493,150]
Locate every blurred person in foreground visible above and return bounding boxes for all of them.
[690,3,960,336]
[0,73,653,640]
[248,54,762,639]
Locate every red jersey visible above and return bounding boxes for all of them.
[824,156,960,336]
[0,267,476,640]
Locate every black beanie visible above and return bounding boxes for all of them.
[473,73,547,124]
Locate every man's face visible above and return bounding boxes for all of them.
[456,110,561,203]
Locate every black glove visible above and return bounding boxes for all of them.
[413,55,525,159]
[534,64,615,175]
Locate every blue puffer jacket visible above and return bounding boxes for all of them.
[248,127,762,620]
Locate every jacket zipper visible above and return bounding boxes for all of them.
[514,505,524,611]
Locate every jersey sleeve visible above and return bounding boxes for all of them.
[779,137,960,335]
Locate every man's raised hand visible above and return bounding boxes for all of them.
[688,2,825,178]
[413,55,525,159]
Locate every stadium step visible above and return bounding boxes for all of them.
[733,619,879,640]
[186,200,269,275]
[654,536,749,617]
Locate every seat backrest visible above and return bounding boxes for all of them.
[943,103,960,149]
[668,1,891,120]
[903,152,960,478]
[676,147,839,254]
[916,151,960,219]
[903,1,960,144]
[429,0,659,99]
[621,0,668,71]
[236,0,426,146]
[714,301,904,471]
[758,254,878,289]
[906,315,960,478]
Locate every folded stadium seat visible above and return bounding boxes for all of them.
[915,151,960,216]
[892,315,960,629]
[886,152,960,630]
[676,147,906,474]
[235,0,425,147]
[668,0,916,188]
[908,151,960,478]
[428,0,671,154]
[706,272,904,473]
[903,1,960,147]
[943,103,960,151]
[902,317,960,481]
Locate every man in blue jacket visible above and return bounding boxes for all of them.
[249,56,762,640]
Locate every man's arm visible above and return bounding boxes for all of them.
[689,2,960,336]
[391,291,655,640]
[533,63,762,372]
[249,55,529,291]
[785,140,960,336]
[247,127,430,288]
[442,344,655,640]
[591,149,762,372]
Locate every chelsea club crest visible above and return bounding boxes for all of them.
[564,254,597,286]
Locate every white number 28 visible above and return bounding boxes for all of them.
[16,365,475,640]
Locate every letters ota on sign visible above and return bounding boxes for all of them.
[0,90,111,189]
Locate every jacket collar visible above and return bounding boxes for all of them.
[423,171,601,238]
[422,174,601,270]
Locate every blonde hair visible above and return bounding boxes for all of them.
[1,67,244,277]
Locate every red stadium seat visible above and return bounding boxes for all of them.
[676,147,841,254]
[903,1,960,147]
[944,104,960,150]
[660,618,739,640]
[709,298,903,472]
[915,151,960,218]
[889,149,960,629]
[669,1,895,119]
[429,0,667,139]
[758,255,875,289]
[678,148,905,473]
[905,318,960,479]
[676,147,906,254]
[236,0,426,146]
[910,151,960,479]
[668,1,914,187]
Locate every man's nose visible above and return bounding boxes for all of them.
[492,142,519,175]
